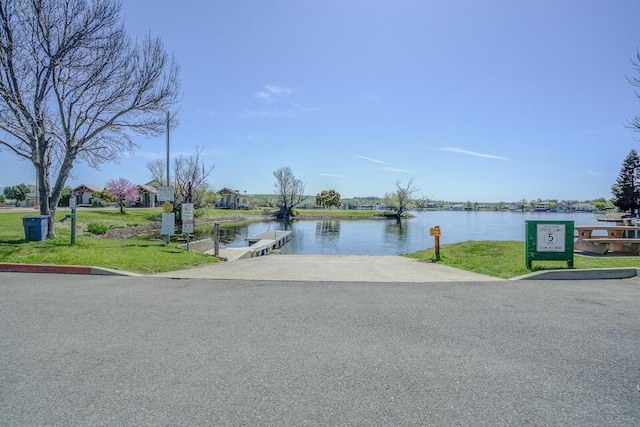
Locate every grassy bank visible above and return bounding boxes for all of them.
[0,209,220,274]
[404,241,640,279]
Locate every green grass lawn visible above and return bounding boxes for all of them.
[0,210,218,273]
[404,240,640,279]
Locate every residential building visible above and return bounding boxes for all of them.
[574,203,594,212]
[216,188,251,209]
[72,184,101,205]
[136,184,158,208]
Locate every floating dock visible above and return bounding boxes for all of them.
[205,230,292,261]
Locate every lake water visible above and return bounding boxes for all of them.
[205,211,605,256]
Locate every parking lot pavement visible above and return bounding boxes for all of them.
[1,274,639,426]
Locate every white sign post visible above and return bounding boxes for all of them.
[181,203,194,251]
[161,212,175,236]
[182,203,194,234]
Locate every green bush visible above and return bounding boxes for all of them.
[87,222,108,235]
[91,198,106,207]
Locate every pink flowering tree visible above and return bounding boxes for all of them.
[106,178,139,214]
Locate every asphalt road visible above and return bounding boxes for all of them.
[1,273,639,426]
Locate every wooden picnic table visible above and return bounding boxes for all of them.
[574,225,640,254]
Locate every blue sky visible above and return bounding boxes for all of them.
[2,0,640,202]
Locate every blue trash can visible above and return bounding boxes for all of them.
[22,215,49,241]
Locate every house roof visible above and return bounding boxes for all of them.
[217,187,252,196]
[138,184,158,194]
[72,184,101,193]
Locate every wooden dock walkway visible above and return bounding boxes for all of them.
[205,230,292,261]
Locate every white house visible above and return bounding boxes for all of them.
[216,188,251,209]
[574,203,594,212]
[136,184,158,208]
[72,184,101,205]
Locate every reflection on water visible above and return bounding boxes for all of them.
[219,224,248,244]
[385,218,408,240]
[316,220,341,235]
[190,211,604,256]
[314,221,341,253]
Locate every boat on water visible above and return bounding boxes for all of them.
[534,202,554,212]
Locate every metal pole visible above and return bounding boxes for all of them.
[214,223,220,256]
[165,109,170,244]
[70,206,76,245]
[166,110,170,188]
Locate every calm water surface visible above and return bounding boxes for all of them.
[206,211,604,256]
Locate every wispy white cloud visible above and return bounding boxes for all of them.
[588,170,601,176]
[383,166,414,174]
[356,155,387,164]
[255,84,292,102]
[439,147,508,161]
[265,84,291,96]
[319,173,350,178]
[247,84,325,119]
[243,109,298,119]
[255,91,273,102]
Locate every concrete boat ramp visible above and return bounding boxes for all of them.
[205,230,292,261]
[153,254,502,282]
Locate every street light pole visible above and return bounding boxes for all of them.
[158,107,172,244]
[165,109,170,190]
[165,109,170,243]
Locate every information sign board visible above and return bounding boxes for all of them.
[182,220,194,234]
[157,186,174,202]
[536,223,565,252]
[161,212,175,236]
[525,220,574,269]
[182,203,194,234]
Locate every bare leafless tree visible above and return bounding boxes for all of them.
[384,178,420,219]
[0,0,180,237]
[173,147,214,208]
[628,50,640,134]
[273,166,308,218]
[147,158,167,186]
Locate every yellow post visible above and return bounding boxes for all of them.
[430,226,441,261]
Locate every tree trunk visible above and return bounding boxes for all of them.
[35,162,56,238]
[277,207,292,219]
[42,152,75,238]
